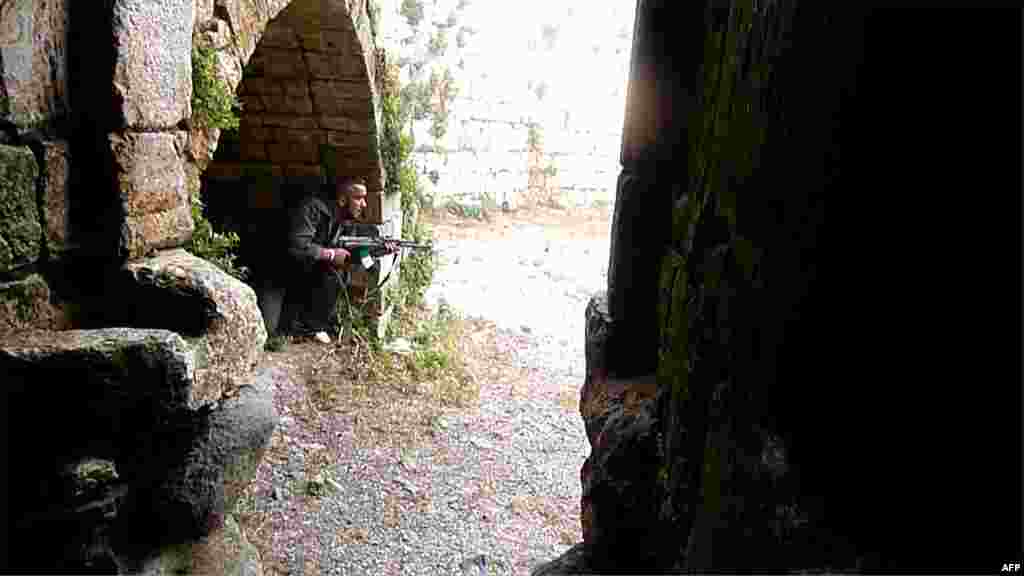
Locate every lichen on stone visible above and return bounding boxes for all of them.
[0,145,42,271]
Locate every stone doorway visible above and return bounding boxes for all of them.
[197,0,400,334]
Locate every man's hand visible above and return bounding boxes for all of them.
[327,247,350,269]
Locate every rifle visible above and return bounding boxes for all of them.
[329,234,433,290]
[332,236,433,259]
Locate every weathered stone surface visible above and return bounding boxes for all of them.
[311,80,370,115]
[326,130,371,149]
[112,0,192,129]
[124,203,195,259]
[110,132,189,217]
[283,164,321,178]
[261,114,317,130]
[267,130,321,164]
[1,327,197,408]
[187,125,221,164]
[239,139,267,161]
[318,115,367,132]
[305,50,366,79]
[214,0,292,63]
[257,21,299,48]
[0,273,60,335]
[40,140,70,257]
[118,248,267,402]
[4,330,277,574]
[193,0,214,34]
[3,327,198,573]
[260,47,306,78]
[0,144,41,272]
[139,514,263,576]
[114,366,277,572]
[0,0,68,128]
[299,29,349,53]
[530,543,590,576]
[261,86,313,115]
[582,393,665,571]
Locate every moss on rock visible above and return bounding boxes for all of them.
[0,145,42,272]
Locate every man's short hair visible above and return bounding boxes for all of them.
[336,177,367,195]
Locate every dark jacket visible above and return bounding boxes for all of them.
[287,187,378,274]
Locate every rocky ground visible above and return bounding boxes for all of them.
[239,205,612,575]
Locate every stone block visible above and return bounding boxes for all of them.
[261,115,317,130]
[299,30,348,53]
[266,130,321,164]
[261,47,306,78]
[261,85,313,115]
[0,144,42,272]
[310,80,370,116]
[203,162,244,180]
[0,274,59,336]
[123,203,194,259]
[304,51,365,80]
[109,132,189,217]
[326,130,371,149]
[239,91,265,113]
[257,21,298,48]
[239,122,270,142]
[0,0,68,128]
[241,77,276,97]
[283,164,321,178]
[318,115,366,132]
[112,0,192,129]
[3,330,278,574]
[193,0,214,32]
[40,140,71,257]
[213,0,291,64]
[238,139,266,161]
[119,249,267,401]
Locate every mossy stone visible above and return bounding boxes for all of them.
[0,145,42,272]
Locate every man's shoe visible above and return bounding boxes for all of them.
[313,331,331,344]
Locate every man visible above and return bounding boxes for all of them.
[258,177,395,343]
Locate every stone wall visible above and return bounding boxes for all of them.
[202,0,386,224]
[536,2,1022,574]
[0,0,386,571]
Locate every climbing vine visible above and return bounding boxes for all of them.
[380,57,435,311]
[190,44,241,131]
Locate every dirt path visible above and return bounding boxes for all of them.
[237,206,610,575]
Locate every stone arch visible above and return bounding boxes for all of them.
[195,0,389,268]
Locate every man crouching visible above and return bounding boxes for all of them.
[261,177,396,344]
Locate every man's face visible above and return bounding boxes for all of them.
[341,184,368,219]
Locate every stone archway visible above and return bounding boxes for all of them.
[196,0,391,253]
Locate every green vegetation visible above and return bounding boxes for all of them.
[191,44,241,131]
[527,123,542,150]
[186,192,248,281]
[400,0,424,28]
[428,29,448,57]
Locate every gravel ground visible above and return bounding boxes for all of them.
[244,208,610,576]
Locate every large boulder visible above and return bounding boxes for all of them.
[0,144,42,273]
[3,328,198,572]
[107,248,267,407]
[111,366,279,573]
[1,330,279,573]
